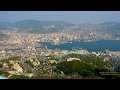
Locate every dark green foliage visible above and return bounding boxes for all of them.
[56,60,95,77]
[0,71,4,75]
[0,64,3,68]
[1,56,20,63]
[7,63,13,67]
[9,75,29,79]
[2,72,10,77]
[25,60,34,67]
[56,55,114,78]
[83,56,106,68]
[79,69,95,77]
[63,53,106,68]
[9,75,69,79]
[33,75,68,79]
[8,56,20,61]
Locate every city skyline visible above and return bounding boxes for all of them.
[0,11,120,79]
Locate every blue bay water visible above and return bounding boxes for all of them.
[40,40,120,52]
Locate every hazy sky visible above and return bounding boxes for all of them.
[0,11,120,24]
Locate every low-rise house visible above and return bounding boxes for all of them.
[13,63,23,73]
[32,60,40,67]
[25,73,34,77]
[103,55,111,61]
[67,57,81,61]
[49,60,57,64]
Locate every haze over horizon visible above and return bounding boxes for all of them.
[0,11,120,24]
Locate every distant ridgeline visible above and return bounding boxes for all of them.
[29,25,65,34]
[0,20,120,34]
[0,33,9,41]
[0,20,72,34]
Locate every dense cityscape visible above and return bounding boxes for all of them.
[0,11,120,79]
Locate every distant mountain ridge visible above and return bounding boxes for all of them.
[0,22,12,29]
[99,22,120,33]
[0,20,72,29]
[0,20,120,34]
